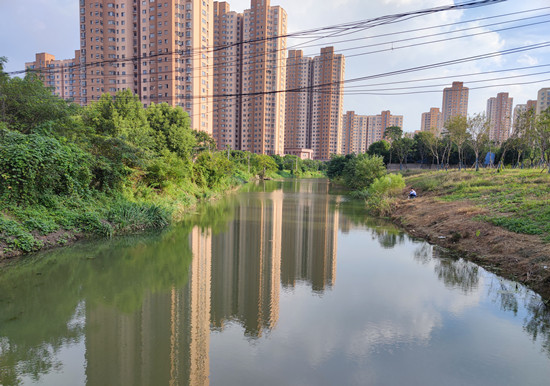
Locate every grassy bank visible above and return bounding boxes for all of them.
[402,169,550,242]
[0,178,244,258]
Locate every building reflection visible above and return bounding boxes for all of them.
[85,227,211,386]
[280,180,338,292]
[210,190,283,337]
[84,181,339,384]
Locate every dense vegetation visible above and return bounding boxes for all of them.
[0,58,324,257]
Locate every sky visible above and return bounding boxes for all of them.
[1,0,549,131]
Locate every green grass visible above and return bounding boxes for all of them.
[404,168,550,241]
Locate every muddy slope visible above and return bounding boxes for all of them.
[392,196,550,301]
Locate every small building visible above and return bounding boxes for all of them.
[284,148,314,160]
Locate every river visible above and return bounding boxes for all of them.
[0,179,549,385]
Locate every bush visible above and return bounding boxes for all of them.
[343,153,387,190]
[365,174,406,216]
[0,129,92,203]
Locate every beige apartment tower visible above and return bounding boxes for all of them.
[310,47,345,160]
[25,52,83,103]
[285,50,313,151]
[342,111,368,154]
[442,81,469,125]
[420,107,443,132]
[486,92,513,143]
[536,88,550,115]
[78,0,213,133]
[366,110,403,148]
[239,0,287,155]
[213,2,243,149]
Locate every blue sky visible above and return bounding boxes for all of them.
[1,0,549,130]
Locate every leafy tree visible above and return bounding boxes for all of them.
[467,113,490,171]
[326,154,355,180]
[252,154,278,179]
[445,115,469,170]
[83,90,154,150]
[535,108,550,172]
[413,132,432,166]
[367,140,390,164]
[384,126,403,166]
[392,137,415,170]
[0,70,75,134]
[146,102,196,159]
[343,153,386,190]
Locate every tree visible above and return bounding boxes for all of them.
[83,90,154,150]
[146,102,196,159]
[535,108,550,172]
[367,140,390,164]
[392,137,414,169]
[413,132,432,167]
[445,115,469,170]
[342,153,386,190]
[252,154,278,179]
[384,126,403,166]
[0,69,75,134]
[467,113,490,171]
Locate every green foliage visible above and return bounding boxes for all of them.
[0,128,92,203]
[368,140,391,164]
[252,154,278,179]
[83,90,154,150]
[0,69,76,134]
[146,102,196,159]
[193,151,234,188]
[364,174,406,216]
[326,153,356,180]
[343,153,387,190]
[108,201,170,232]
[0,215,41,252]
[404,169,550,242]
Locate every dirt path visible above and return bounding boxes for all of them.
[391,196,550,301]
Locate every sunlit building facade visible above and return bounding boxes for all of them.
[486,92,513,143]
[25,52,83,102]
[420,107,442,133]
[442,81,469,125]
[342,111,368,154]
[366,110,403,147]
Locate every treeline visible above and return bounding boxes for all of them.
[365,111,550,171]
[0,58,322,256]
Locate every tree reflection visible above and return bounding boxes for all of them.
[0,228,194,384]
[431,247,480,293]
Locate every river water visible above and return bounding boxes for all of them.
[1,179,549,386]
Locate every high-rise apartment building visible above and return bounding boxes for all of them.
[486,92,513,143]
[283,47,345,160]
[285,50,313,151]
[342,111,368,154]
[366,110,403,148]
[442,81,469,125]
[420,107,442,132]
[310,47,345,160]
[25,52,83,102]
[77,0,213,132]
[213,2,243,149]
[536,87,550,115]
[239,0,287,155]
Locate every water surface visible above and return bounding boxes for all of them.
[1,179,549,385]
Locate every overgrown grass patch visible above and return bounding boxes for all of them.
[404,168,550,242]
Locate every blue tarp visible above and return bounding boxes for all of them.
[484,152,495,166]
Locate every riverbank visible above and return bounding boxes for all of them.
[391,169,550,301]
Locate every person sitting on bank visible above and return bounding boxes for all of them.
[409,187,417,199]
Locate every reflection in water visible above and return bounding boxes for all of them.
[1,179,550,385]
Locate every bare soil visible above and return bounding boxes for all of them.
[392,195,550,301]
